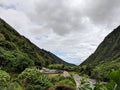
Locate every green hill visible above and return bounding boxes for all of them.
[80,26,120,80]
[0,18,73,72]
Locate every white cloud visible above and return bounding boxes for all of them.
[0,0,119,65]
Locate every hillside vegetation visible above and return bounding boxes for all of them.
[0,18,73,73]
[80,26,120,80]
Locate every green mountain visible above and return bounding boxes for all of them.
[0,18,72,72]
[80,26,120,80]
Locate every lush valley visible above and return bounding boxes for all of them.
[0,18,120,90]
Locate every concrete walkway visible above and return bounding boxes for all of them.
[73,74,81,90]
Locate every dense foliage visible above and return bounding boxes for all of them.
[48,64,78,72]
[109,69,120,89]
[0,69,23,90]
[0,69,10,86]
[0,47,34,72]
[18,68,52,90]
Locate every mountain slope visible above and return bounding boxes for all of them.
[0,18,72,72]
[80,26,120,80]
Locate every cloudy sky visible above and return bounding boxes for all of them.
[0,0,120,65]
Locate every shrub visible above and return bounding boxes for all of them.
[54,76,76,90]
[7,82,23,90]
[105,81,116,90]
[18,68,52,90]
[0,69,10,86]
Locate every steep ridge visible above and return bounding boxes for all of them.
[0,18,73,72]
[80,26,120,80]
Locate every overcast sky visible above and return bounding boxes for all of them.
[0,0,120,65]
